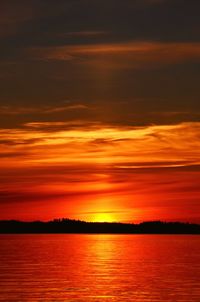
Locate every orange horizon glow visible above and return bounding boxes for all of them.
[0,121,200,223]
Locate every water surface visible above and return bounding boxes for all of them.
[0,235,200,301]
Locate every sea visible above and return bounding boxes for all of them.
[0,234,200,301]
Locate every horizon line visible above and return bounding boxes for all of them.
[1,218,200,226]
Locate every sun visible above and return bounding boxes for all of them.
[92,212,115,223]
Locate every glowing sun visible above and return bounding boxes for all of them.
[92,212,115,222]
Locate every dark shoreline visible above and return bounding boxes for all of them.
[0,219,200,234]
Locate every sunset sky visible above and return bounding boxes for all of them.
[0,0,200,222]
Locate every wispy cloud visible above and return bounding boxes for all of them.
[44,104,88,113]
[29,42,200,68]
[1,121,200,168]
[0,102,89,115]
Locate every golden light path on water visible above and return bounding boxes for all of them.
[0,234,200,301]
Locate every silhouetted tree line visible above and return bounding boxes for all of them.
[0,219,200,234]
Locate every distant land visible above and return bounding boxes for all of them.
[0,219,200,234]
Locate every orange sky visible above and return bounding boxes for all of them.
[0,1,200,223]
[0,121,200,222]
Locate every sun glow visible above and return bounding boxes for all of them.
[92,212,115,223]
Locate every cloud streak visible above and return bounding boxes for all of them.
[1,122,200,167]
[0,102,89,115]
[29,42,200,68]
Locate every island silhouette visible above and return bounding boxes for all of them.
[0,219,200,234]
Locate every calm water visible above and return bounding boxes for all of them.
[0,235,200,302]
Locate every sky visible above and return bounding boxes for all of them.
[0,0,200,222]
